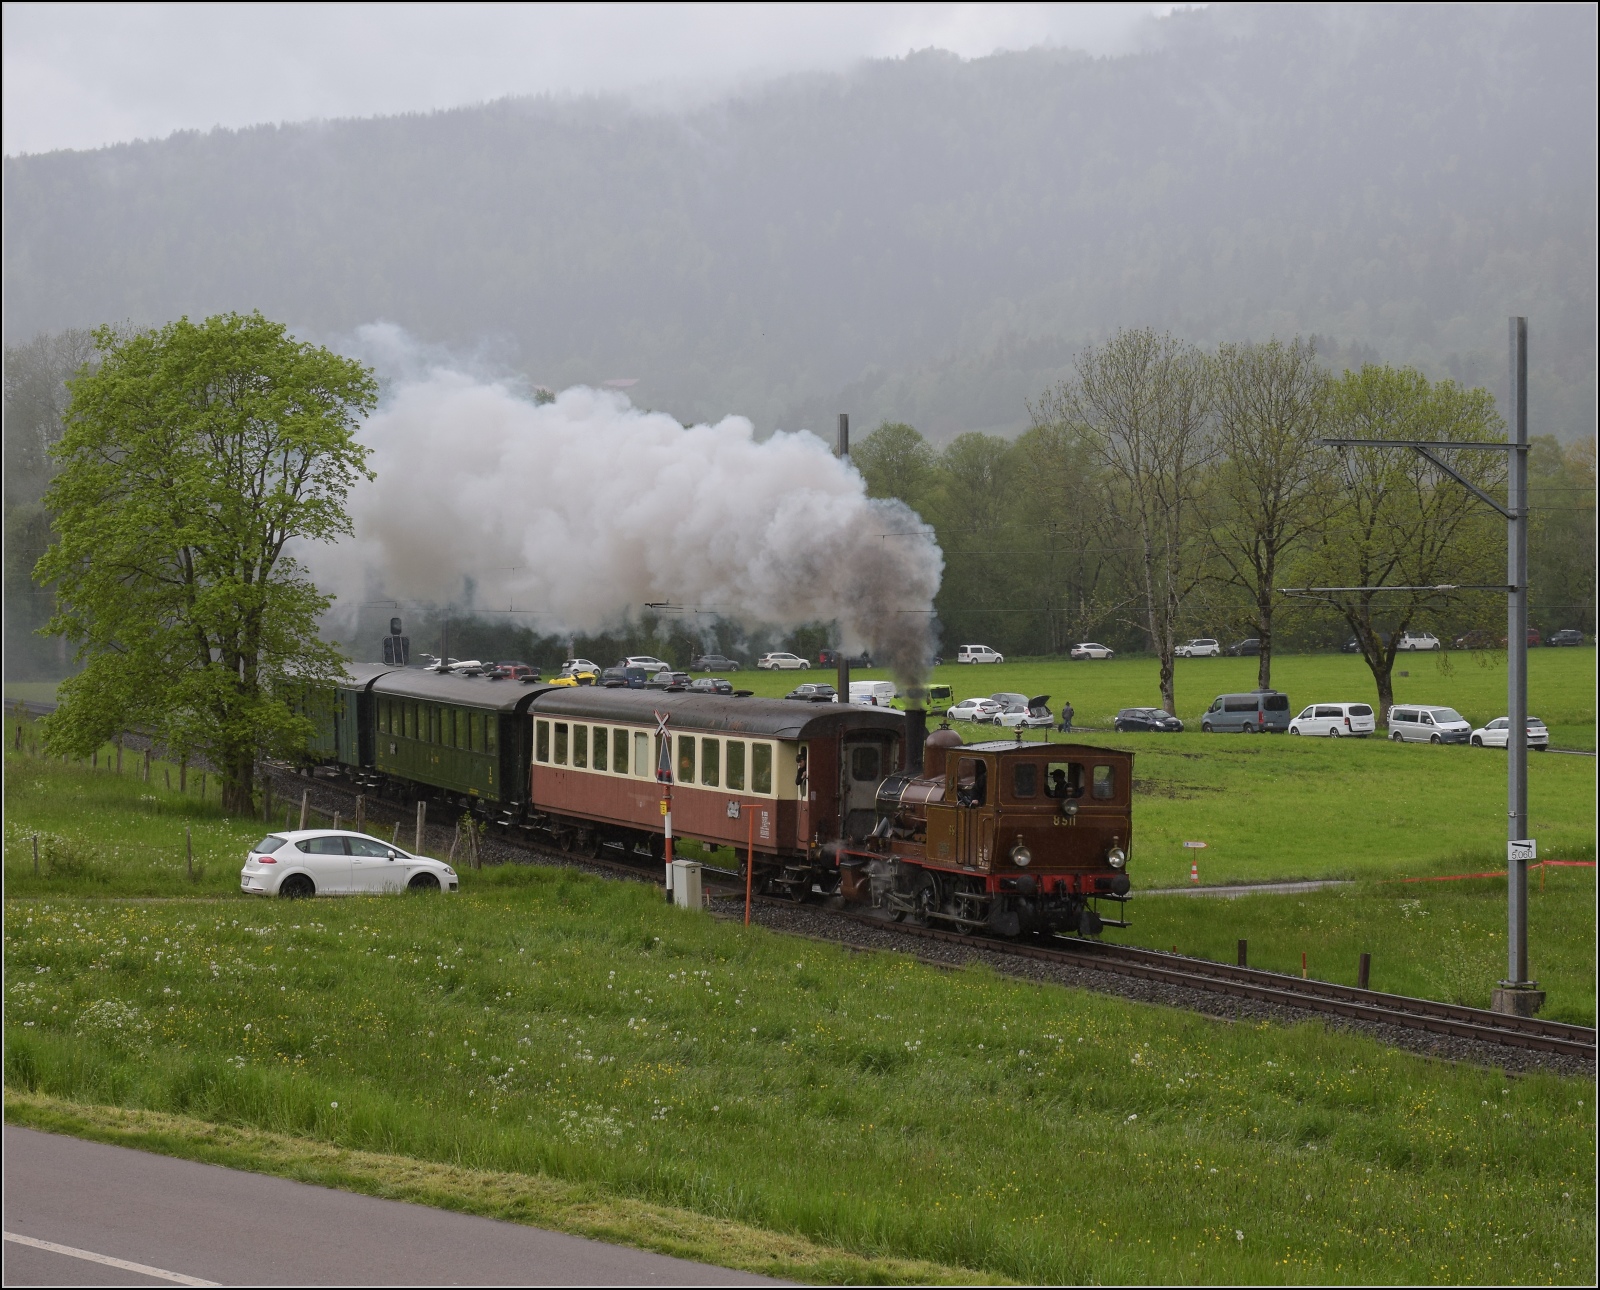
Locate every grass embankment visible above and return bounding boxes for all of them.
[6,867,1594,1285]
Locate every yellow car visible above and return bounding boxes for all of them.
[547,669,598,688]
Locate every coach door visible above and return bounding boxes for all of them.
[839,737,886,842]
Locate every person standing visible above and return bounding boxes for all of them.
[1059,699,1075,733]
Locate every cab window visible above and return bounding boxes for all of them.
[1045,762,1083,798]
[726,740,746,791]
[955,757,987,807]
[1092,764,1116,800]
[701,738,719,787]
[1012,762,1038,798]
[850,745,881,782]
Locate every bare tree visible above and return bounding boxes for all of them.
[1209,338,1332,689]
[1033,329,1214,715]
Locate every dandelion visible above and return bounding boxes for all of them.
[330,1101,339,1109]
[1235,1230,1244,1243]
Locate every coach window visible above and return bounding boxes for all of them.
[430,706,440,744]
[377,700,388,734]
[456,709,469,749]
[635,731,650,778]
[677,734,695,783]
[485,717,497,754]
[1092,764,1116,801]
[444,708,457,748]
[593,727,608,771]
[573,724,588,769]
[701,738,719,787]
[469,711,482,752]
[613,728,629,774]
[752,742,773,795]
[536,720,550,763]
[726,740,746,791]
[554,722,569,766]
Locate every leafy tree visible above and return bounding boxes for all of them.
[1208,338,1332,688]
[1296,365,1505,722]
[1528,435,1596,637]
[36,312,377,813]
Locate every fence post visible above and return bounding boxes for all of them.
[449,822,460,865]
[200,772,206,801]
[332,811,341,831]
[1237,939,1248,968]
[1358,952,1371,991]
[179,758,187,793]
[116,738,123,775]
[415,800,426,855]
[186,826,193,880]
[391,821,400,845]
[33,834,40,875]
[145,748,151,782]
[93,749,98,770]
[355,794,365,831]
[264,778,272,824]
[165,767,171,790]
[299,791,309,830]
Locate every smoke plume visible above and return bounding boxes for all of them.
[311,338,944,686]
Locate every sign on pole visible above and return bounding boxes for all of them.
[1509,839,1537,864]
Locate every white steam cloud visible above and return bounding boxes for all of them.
[311,336,944,685]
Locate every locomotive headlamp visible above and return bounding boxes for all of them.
[1107,847,1127,870]
[1059,799,1078,818]
[1010,841,1033,868]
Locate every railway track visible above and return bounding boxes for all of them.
[11,701,1593,1065]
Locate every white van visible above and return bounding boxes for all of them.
[1288,702,1376,737]
[958,644,1004,664]
[849,680,897,707]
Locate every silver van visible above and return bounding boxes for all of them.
[1387,705,1471,744]
[1200,690,1291,733]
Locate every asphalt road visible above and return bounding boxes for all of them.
[3,1126,782,1286]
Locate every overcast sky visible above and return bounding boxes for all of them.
[3,2,1181,156]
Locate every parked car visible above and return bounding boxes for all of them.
[891,682,954,713]
[562,658,602,673]
[1200,690,1291,733]
[689,676,734,695]
[487,662,539,681]
[1453,629,1499,650]
[849,680,898,706]
[645,670,692,690]
[947,697,1003,723]
[1395,631,1441,652]
[1527,627,1542,647]
[1070,642,1115,660]
[242,830,457,897]
[1174,639,1221,658]
[600,666,649,688]
[548,666,599,687]
[1470,717,1549,750]
[1288,702,1376,737]
[957,644,1004,664]
[690,653,742,672]
[1340,637,1362,654]
[1549,628,1587,647]
[1225,638,1261,657]
[621,655,672,672]
[988,693,1054,729]
[818,648,873,667]
[784,682,838,702]
[758,652,809,670]
[1387,705,1471,744]
[1113,707,1184,733]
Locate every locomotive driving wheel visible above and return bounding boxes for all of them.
[909,871,940,927]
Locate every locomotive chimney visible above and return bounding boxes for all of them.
[835,413,851,702]
[906,706,928,774]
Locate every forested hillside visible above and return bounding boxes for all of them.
[3,3,1594,442]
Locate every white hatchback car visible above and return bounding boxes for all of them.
[1470,716,1550,751]
[757,652,809,670]
[1070,642,1115,660]
[1288,702,1376,737]
[957,645,1004,664]
[1174,639,1222,658]
[241,830,458,898]
[623,655,671,672]
[947,697,1003,723]
[1396,631,1442,652]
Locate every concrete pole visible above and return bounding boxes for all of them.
[1501,316,1534,1001]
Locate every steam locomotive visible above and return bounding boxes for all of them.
[295,663,1133,936]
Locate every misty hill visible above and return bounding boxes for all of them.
[4,3,1594,441]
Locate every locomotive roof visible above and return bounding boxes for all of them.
[529,687,908,739]
[954,739,1132,757]
[371,669,556,712]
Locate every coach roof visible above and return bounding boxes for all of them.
[529,687,907,739]
[372,670,556,713]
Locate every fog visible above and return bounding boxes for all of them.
[309,329,943,684]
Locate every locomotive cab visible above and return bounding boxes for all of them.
[864,739,1133,937]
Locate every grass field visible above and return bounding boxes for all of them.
[5,866,1594,1285]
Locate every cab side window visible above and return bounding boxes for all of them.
[1012,762,1038,798]
[1092,764,1116,800]
[955,757,987,807]
[1045,762,1083,798]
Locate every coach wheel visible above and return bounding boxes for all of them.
[557,829,576,853]
[280,874,315,899]
[408,872,440,893]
